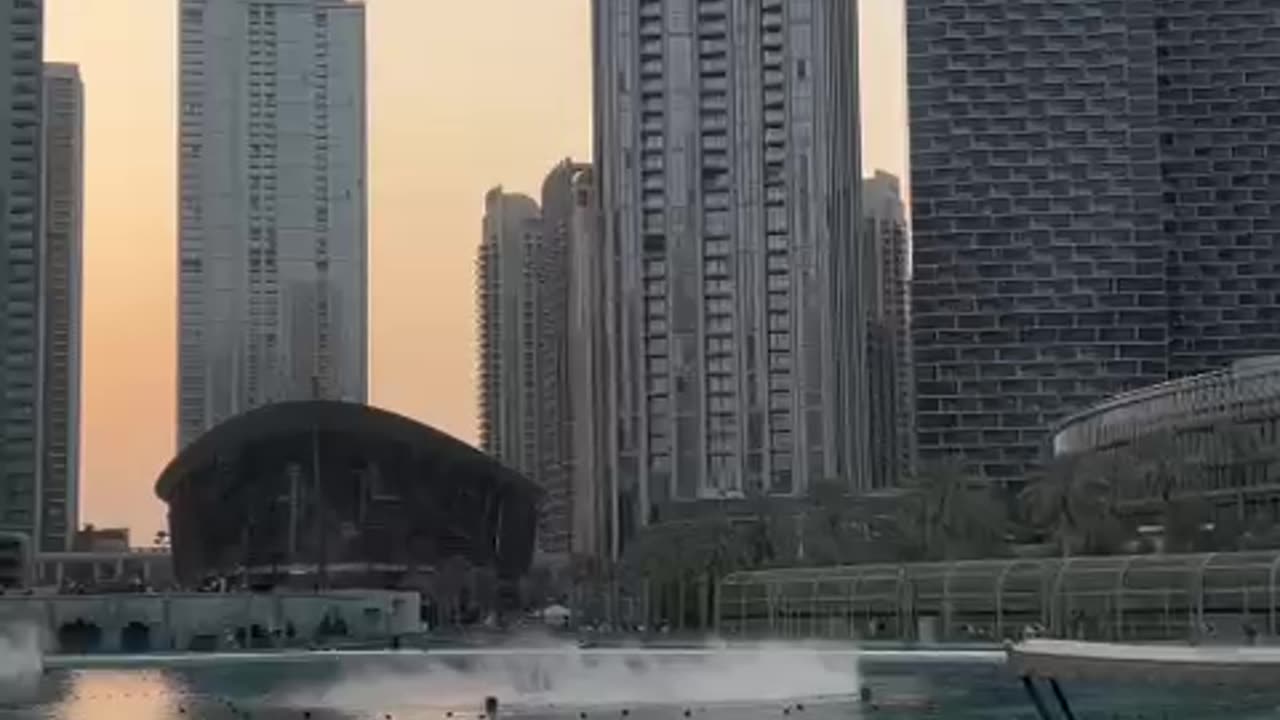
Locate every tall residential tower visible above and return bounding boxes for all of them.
[563,167,611,561]
[177,0,368,448]
[0,0,45,543]
[594,0,864,544]
[477,190,541,486]
[863,171,912,490]
[537,160,591,559]
[39,62,83,552]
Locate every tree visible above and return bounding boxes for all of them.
[798,478,890,566]
[896,457,1007,561]
[742,494,779,569]
[619,510,759,631]
[1020,452,1134,556]
[435,555,472,626]
[520,564,554,609]
[802,479,853,566]
[469,566,500,620]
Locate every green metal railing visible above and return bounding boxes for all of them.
[717,550,1280,643]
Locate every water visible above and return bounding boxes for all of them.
[2,643,1280,719]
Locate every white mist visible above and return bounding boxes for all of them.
[282,643,861,713]
[0,623,45,704]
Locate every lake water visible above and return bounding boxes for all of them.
[2,647,1280,719]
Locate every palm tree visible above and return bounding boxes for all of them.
[436,555,472,626]
[620,511,759,631]
[620,524,685,628]
[1020,452,1134,556]
[803,478,851,565]
[729,492,779,569]
[898,457,1006,561]
[680,515,750,630]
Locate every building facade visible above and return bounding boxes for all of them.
[1051,355,1280,522]
[1159,5,1280,378]
[157,401,542,588]
[39,62,83,552]
[477,167,601,562]
[537,160,591,559]
[0,0,45,544]
[863,172,912,489]
[476,190,542,504]
[562,167,611,560]
[907,1,1280,482]
[593,0,865,545]
[177,0,368,450]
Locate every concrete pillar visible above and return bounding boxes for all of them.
[162,596,174,650]
[102,598,122,652]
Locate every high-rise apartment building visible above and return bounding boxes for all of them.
[0,0,45,543]
[177,0,368,449]
[477,166,599,561]
[39,62,83,552]
[557,165,611,561]
[863,172,911,490]
[477,189,542,492]
[537,160,590,559]
[593,0,864,542]
[909,1,1280,482]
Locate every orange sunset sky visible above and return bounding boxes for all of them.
[44,0,907,544]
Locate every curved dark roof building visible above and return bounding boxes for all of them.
[1050,356,1280,516]
[156,401,542,587]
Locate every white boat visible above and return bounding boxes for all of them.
[1006,638,1280,719]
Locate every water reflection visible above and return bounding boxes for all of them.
[6,650,1280,720]
[47,670,190,720]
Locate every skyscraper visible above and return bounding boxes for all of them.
[908,1,1280,482]
[536,161,612,562]
[563,167,610,560]
[476,189,541,490]
[39,62,83,552]
[477,168,601,561]
[177,0,368,449]
[0,0,45,543]
[537,160,590,559]
[863,171,912,490]
[593,0,864,539]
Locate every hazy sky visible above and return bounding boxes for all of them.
[44,0,906,544]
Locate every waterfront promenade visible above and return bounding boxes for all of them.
[0,589,420,653]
